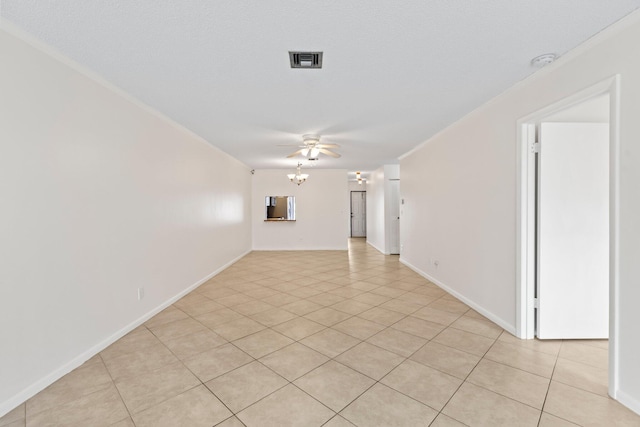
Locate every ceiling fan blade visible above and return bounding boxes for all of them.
[287,149,304,158]
[317,143,340,148]
[318,148,341,158]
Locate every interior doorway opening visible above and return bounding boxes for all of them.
[350,191,366,237]
[535,102,610,339]
[388,179,400,254]
[516,76,620,398]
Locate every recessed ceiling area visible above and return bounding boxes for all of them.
[2,1,639,172]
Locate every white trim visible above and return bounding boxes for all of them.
[251,247,348,251]
[616,390,640,416]
[399,258,516,335]
[0,249,250,418]
[0,19,250,172]
[399,10,640,162]
[367,240,389,255]
[515,75,620,397]
[608,75,622,400]
[515,123,537,339]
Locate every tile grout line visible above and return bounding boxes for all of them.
[29,241,616,427]
[427,330,501,426]
[536,344,563,427]
[97,352,135,426]
[209,266,485,424]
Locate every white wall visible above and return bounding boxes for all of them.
[543,94,609,123]
[0,29,252,415]
[366,166,386,253]
[384,165,400,254]
[348,181,366,192]
[366,165,399,254]
[399,12,640,412]
[252,169,349,250]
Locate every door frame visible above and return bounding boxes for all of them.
[350,190,366,237]
[387,179,401,254]
[515,75,620,397]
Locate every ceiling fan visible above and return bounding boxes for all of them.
[282,134,341,160]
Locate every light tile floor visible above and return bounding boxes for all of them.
[3,239,639,427]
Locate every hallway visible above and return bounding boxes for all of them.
[2,239,636,426]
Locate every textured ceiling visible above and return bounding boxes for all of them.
[2,1,639,175]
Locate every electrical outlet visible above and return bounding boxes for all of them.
[137,287,145,301]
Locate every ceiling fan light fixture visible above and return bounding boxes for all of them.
[302,134,320,144]
[284,134,340,160]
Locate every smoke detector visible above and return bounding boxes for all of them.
[530,53,558,67]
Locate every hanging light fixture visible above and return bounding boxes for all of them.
[356,171,363,185]
[287,162,309,185]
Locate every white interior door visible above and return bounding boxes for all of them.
[536,122,609,339]
[388,180,400,254]
[351,191,366,237]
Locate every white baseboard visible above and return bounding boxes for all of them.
[366,240,388,255]
[252,247,348,251]
[399,257,516,335]
[0,249,250,418]
[615,389,640,416]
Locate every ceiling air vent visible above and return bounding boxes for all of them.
[289,51,323,69]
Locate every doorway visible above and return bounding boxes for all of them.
[350,191,366,237]
[516,76,620,397]
[535,120,609,339]
[388,179,400,254]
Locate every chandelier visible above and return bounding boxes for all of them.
[287,162,309,185]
